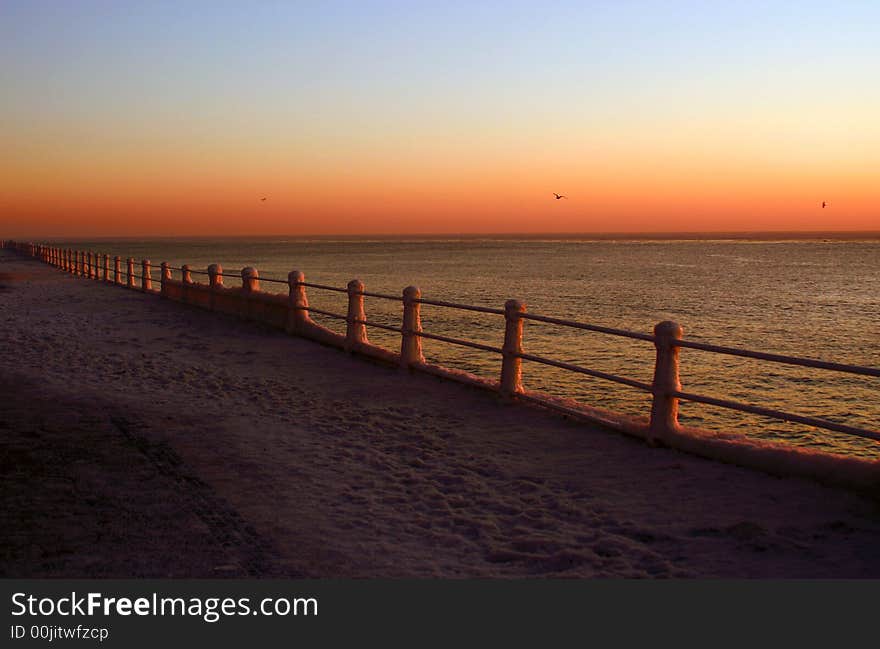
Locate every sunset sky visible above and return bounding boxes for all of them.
[1,1,877,237]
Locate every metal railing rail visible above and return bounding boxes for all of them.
[517,352,655,393]
[520,312,657,342]
[671,390,880,442]
[673,339,880,377]
[415,297,506,316]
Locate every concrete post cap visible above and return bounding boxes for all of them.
[654,321,683,339]
[403,285,421,300]
[505,299,526,313]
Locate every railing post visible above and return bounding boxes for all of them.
[500,299,526,397]
[241,267,259,318]
[103,254,109,281]
[126,258,135,288]
[160,262,171,296]
[287,270,309,334]
[86,251,93,278]
[649,320,684,443]
[204,264,217,287]
[79,251,85,275]
[141,259,152,291]
[113,256,121,284]
[206,263,220,309]
[400,286,424,367]
[241,267,259,293]
[346,279,368,352]
[178,264,190,302]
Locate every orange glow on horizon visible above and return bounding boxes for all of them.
[2,100,877,238]
[3,3,878,238]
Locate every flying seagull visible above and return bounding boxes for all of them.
[821,201,827,208]
[261,197,267,202]
[553,193,567,200]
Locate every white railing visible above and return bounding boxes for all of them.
[10,240,880,451]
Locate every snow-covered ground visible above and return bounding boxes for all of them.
[2,249,879,577]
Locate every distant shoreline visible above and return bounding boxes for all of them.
[19,231,880,243]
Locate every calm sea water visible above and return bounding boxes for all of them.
[61,235,880,458]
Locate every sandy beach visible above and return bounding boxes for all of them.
[2,248,880,578]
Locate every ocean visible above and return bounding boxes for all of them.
[56,235,880,458]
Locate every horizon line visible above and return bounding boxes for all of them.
[14,229,880,242]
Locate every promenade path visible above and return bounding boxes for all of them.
[2,248,879,577]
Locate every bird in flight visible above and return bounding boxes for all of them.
[261,197,267,202]
[821,201,828,208]
[553,193,567,200]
